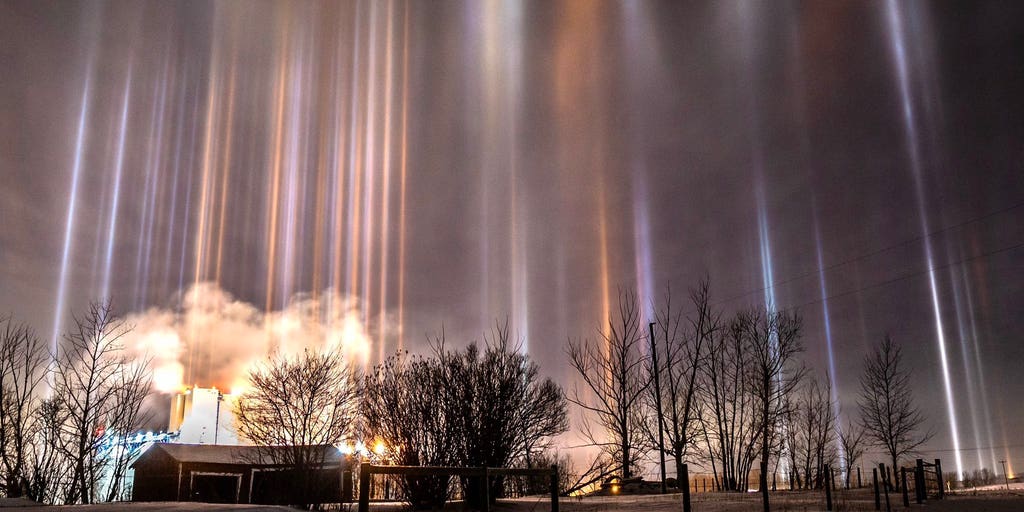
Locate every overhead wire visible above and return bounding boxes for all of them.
[709,199,1024,311]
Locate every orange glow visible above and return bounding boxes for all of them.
[396,4,410,353]
[330,82,347,300]
[213,55,236,286]
[264,30,288,315]
[598,179,611,356]
[377,0,395,364]
[186,48,220,385]
[193,64,217,290]
[153,364,185,394]
[347,106,363,304]
[229,380,249,397]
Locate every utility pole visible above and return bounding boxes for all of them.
[649,322,667,494]
[214,390,223,445]
[1000,460,1009,490]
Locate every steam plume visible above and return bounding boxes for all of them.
[122,282,375,394]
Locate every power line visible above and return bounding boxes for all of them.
[781,239,1024,313]
[921,443,1024,454]
[709,199,1024,309]
[861,442,1024,456]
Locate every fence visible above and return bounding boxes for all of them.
[898,459,944,505]
[867,459,944,512]
[356,462,559,512]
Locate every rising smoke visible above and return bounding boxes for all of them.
[122,282,375,394]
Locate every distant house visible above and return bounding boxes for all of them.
[131,443,354,505]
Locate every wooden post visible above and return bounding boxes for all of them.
[873,467,880,511]
[760,459,769,512]
[921,460,929,503]
[934,459,944,499]
[342,470,353,503]
[550,464,559,512]
[901,468,909,508]
[681,463,691,512]
[703,478,706,493]
[649,322,668,495]
[358,462,371,512]
[482,467,490,512]
[880,464,891,512]
[857,466,862,489]
[825,465,833,511]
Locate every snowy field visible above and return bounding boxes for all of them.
[953,481,1024,492]
[5,489,1024,511]
[0,502,293,511]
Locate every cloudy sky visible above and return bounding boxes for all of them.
[2,0,1023,476]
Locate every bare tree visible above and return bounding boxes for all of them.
[789,375,837,490]
[700,312,758,492]
[52,302,144,504]
[100,357,152,501]
[567,289,651,479]
[560,453,618,496]
[234,347,360,507]
[739,308,805,512]
[506,449,574,497]
[436,322,567,506]
[364,347,457,509]
[25,398,70,504]
[837,415,867,488]
[645,281,717,486]
[364,323,567,509]
[857,336,933,486]
[0,317,47,498]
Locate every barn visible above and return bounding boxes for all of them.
[131,443,354,505]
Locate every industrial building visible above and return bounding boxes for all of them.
[131,443,353,505]
[169,386,239,445]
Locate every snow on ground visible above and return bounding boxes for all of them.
[487,489,1024,512]
[6,489,1024,511]
[0,504,292,511]
[955,481,1024,492]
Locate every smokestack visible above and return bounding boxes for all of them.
[168,386,239,445]
[168,388,190,432]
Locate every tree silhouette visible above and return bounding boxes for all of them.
[234,348,360,508]
[0,317,47,498]
[857,336,933,487]
[567,289,651,480]
[51,301,151,504]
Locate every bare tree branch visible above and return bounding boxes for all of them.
[857,335,934,486]
[566,289,651,480]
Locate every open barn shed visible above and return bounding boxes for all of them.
[131,443,353,505]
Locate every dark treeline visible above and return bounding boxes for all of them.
[0,303,151,505]
[1,303,569,509]
[566,279,935,512]
[361,321,568,509]
[0,283,947,512]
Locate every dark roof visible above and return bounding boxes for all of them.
[133,443,347,467]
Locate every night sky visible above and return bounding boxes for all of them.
[2,1,1023,477]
